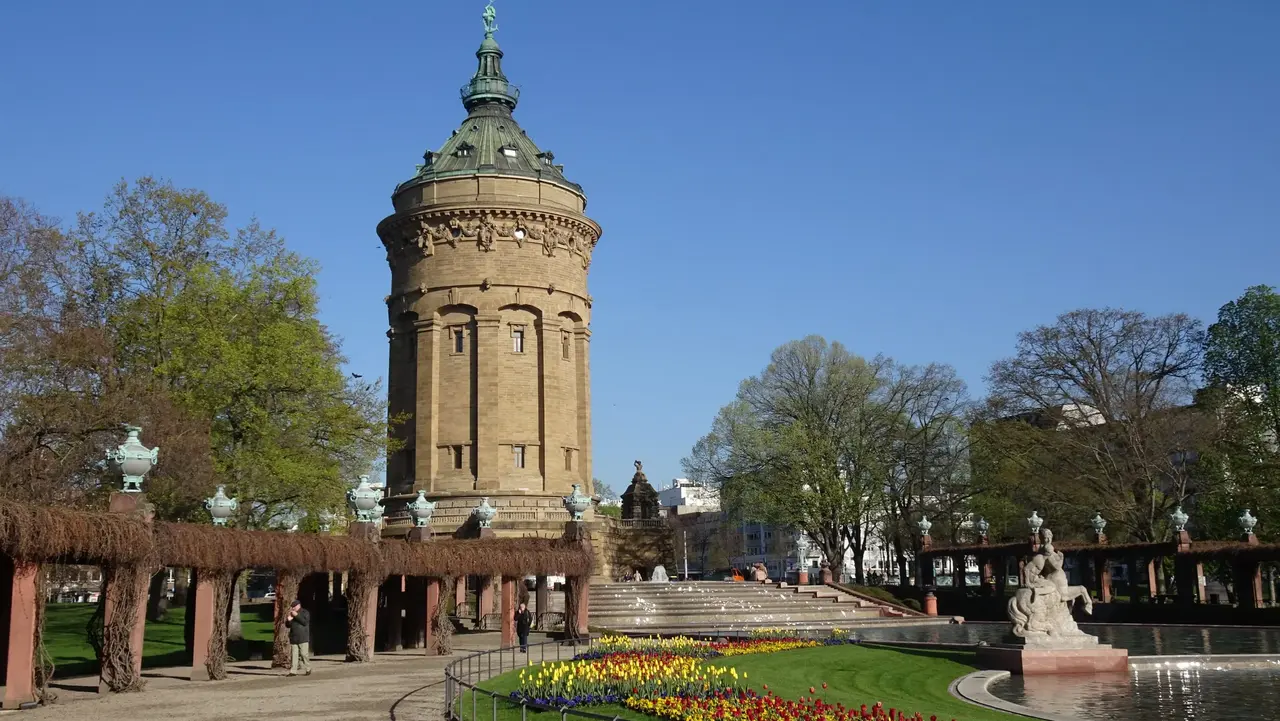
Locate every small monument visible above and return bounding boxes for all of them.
[977,528,1128,674]
[621,460,660,520]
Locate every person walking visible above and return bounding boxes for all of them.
[515,601,533,653]
[285,599,312,676]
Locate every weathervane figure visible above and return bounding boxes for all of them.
[482,1,498,37]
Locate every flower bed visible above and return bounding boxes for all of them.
[628,689,954,721]
[510,633,963,721]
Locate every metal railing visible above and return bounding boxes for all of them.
[445,636,614,721]
[443,628,856,721]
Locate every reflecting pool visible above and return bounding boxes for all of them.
[856,622,1280,656]
[855,623,1280,720]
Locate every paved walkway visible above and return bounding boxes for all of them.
[19,631,532,721]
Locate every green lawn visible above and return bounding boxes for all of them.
[467,644,1018,721]
[42,602,276,678]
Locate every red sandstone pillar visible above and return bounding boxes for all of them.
[574,577,590,636]
[189,574,217,681]
[100,492,152,693]
[535,575,549,630]
[1196,562,1208,603]
[797,567,809,585]
[424,578,441,655]
[924,591,938,616]
[2,562,39,709]
[456,576,467,615]
[1146,559,1159,602]
[477,576,493,630]
[500,577,516,647]
[1095,557,1113,603]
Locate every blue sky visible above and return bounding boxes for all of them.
[3,1,1278,492]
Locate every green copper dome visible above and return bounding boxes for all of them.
[395,3,583,197]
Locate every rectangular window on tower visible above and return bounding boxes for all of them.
[513,445,526,469]
[452,445,464,470]
[453,328,465,354]
[564,448,574,472]
[562,331,571,360]
[512,327,525,353]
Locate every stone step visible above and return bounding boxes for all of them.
[593,617,942,633]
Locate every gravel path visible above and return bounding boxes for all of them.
[18,633,524,721]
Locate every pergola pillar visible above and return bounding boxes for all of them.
[477,576,494,630]
[500,577,516,647]
[100,492,152,694]
[573,576,590,635]
[2,561,39,709]
[424,578,441,655]
[1094,556,1113,603]
[1145,558,1159,602]
[534,575,549,630]
[189,571,216,681]
[952,555,965,589]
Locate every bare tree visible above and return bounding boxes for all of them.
[984,308,1210,541]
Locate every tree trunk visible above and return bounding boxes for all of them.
[146,568,169,622]
[850,539,867,585]
[173,567,191,606]
[227,572,244,642]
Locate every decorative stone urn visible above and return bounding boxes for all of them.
[1090,512,1107,535]
[562,484,591,521]
[347,475,385,523]
[317,509,336,533]
[1169,506,1189,533]
[472,497,496,528]
[407,490,436,528]
[1240,508,1258,535]
[1027,511,1043,534]
[106,425,159,493]
[204,486,237,526]
[916,515,933,537]
[975,516,990,541]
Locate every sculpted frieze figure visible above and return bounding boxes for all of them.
[470,216,499,252]
[1007,528,1094,640]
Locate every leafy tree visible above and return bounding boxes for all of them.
[982,308,1211,542]
[0,180,391,526]
[1197,286,1280,542]
[683,337,897,583]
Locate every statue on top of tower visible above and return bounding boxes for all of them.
[482,1,498,37]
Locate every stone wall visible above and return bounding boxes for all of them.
[597,517,676,582]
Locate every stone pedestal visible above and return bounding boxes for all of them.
[924,591,938,616]
[797,568,809,586]
[977,635,1129,675]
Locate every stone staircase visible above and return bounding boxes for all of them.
[589,581,944,633]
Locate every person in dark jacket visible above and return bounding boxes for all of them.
[515,601,533,652]
[285,599,312,676]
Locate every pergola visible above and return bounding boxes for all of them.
[916,512,1273,613]
[0,430,596,709]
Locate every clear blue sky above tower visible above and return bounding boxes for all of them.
[3,1,1278,491]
